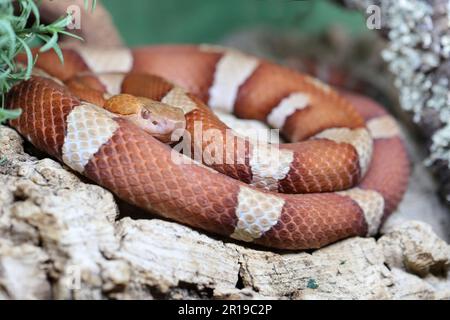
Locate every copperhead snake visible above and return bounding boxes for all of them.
[6,45,409,250]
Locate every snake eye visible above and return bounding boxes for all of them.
[141,109,152,119]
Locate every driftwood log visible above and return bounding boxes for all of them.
[1,119,450,299]
[1,0,449,300]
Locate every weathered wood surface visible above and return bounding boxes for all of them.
[1,125,449,300]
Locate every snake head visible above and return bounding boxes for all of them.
[133,101,186,143]
[103,94,186,143]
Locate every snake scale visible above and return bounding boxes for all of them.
[5,45,409,250]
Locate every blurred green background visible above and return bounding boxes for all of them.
[102,0,366,46]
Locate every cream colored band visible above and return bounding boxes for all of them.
[231,186,284,242]
[337,188,385,236]
[208,51,259,113]
[367,115,400,139]
[267,92,310,129]
[75,47,133,73]
[162,86,198,114]
[62,103,118,173]
[249,144,294,191]
[97,73,126,95]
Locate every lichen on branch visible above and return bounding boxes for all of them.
[340,0,450,173]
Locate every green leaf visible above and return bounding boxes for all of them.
[0,51,14,69]
[17,37,33,79]
[0,108,22,124]
[36,34,64,63]
[0,68,11,81]
[49,14,73,30]
[39,31,58,52]
[58,30,83,41]
[0,0,95,103]
[0,19,16,59]
[28,0,40,26]
[51,44,64,64]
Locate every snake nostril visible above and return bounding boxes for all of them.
[152,120,158,125]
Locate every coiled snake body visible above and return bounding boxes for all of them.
[6,45,409,250]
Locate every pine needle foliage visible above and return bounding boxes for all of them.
[0,0,96,123]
